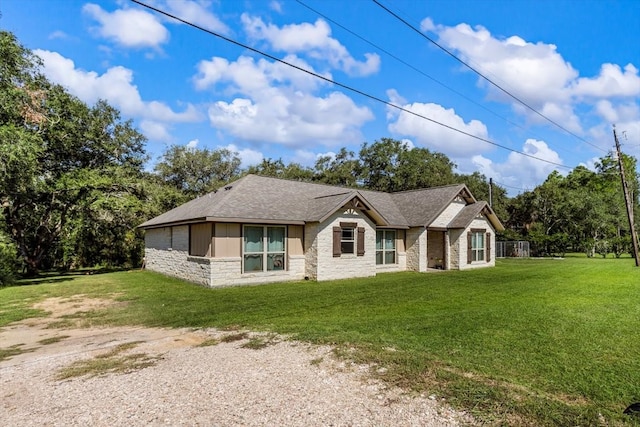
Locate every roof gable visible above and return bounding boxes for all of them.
[447,202,505,232]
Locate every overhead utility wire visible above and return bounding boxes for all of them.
[294,0,576,158]
[131,0,570,170]
[371,0,607,154]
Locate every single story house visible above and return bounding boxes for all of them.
[138,174,504,287]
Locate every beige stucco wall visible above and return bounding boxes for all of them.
[430,200,466,228]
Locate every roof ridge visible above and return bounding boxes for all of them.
[390,183,465,195]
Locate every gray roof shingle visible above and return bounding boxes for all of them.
[138,174,503,231]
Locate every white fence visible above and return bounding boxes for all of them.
[496,241,530,258]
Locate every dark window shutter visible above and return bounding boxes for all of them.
[467,232,472,264]
[333,227,341,257]
[357,227,365,256]
[486,233,491,262]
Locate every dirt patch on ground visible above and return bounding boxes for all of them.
[0,295,473,426]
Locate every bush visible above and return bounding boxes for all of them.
[0,237,19,286]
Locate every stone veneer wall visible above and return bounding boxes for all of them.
[457,216,496,270]
[304,223,319,280]
[314,210,376,281]
[145,225,306,287]
[405,227,427,272]
[144,226,211,286]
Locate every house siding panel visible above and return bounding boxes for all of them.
[190,223,212,257]
[430,200,466,228]
[214,223,241,257]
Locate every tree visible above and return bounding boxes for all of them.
[154,145,241,197]
[314,148,360,187]
[0,31,147,274]
[358,138,457,192]
[245,158,314,181]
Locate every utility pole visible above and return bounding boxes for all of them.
[613,127,640,267]
[489,177,493,207]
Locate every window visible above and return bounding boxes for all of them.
[333,223,365,257]
[341,227,355,254]
[243,226,286,273]
[469,230,485,262]
[376,230,396,265]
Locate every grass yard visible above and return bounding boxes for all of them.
[1,257,639,425]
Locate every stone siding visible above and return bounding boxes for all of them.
[145,225,305,287]
[145,226,211,286]
[458,216,497,270]
[315,210,376,281]
[405,227,427,272]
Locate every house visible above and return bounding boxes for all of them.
[138,174,504,287]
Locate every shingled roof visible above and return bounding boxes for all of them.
[139,174,504,231]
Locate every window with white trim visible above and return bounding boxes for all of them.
[470,231,485,262]
[376,230,396,265]
[243,226,286,273]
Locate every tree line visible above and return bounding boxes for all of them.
[1,31,638,284]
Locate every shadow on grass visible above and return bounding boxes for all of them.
[11,267,133,287]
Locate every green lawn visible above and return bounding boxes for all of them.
[1,257,639,425]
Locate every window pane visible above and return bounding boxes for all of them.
[243,254,263,272]
[376,231,383,250]
[244,226,263,252]
[478,250,484,262]
[376,250,383,265]
[385,250,396,264]
[267,253,285,271]
[385,231,396,250]
[341,241,354,253]
[342,228,354,240]
[267,227,285,252]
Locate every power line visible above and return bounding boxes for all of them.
[295,1,547,144]
[130,0,571,170]
[371,0,607,154]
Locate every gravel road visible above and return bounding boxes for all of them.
[0,296,473,426]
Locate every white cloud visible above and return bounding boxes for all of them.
[573,64,640,98]
[241,14,380,77]
[387,97,490,156]
[34,49,201,141]
[422,18,640,139]
[186,139,199,149]
[468,139,564,193]
[139,120,172,141]
[269,1,283,13]
[195,55,373,147]
[220,143,264,168]
[427,21,577,107]
[162,0,230,34]
[48,30,69,40]
[83,3,169,49]
[291,149,317,165]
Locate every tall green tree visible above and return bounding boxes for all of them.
[154,145,241,197]
[0,31,147,274]
[314,147,360,187]
[358,138,456,192]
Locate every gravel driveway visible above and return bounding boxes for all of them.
[0,296,472,426]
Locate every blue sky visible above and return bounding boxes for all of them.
[3,0,639,194]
